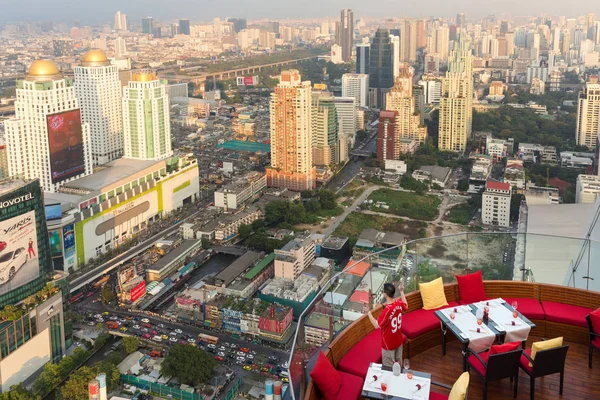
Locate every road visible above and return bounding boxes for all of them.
[321,185,379,237]
[326,130,377,194]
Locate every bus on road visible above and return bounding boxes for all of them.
[93,275,110,289]
[198,333,219,345]
[70,292,84,304]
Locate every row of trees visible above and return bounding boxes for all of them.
[238,219,291,253]
[161,344,217,386]
[264,189,339,227]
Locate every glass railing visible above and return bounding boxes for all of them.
[287,232,600,400]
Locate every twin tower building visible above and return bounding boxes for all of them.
[4,49,172,193]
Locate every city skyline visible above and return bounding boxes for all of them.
[3,1,600,24]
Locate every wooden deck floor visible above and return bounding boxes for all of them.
[409,336,600,400]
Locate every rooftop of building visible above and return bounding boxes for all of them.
[260,303,292,322]
[243,252,275,281]
[0,178,31,197]
[304,311,346,331]
[486,180,511,191]
[415,165,451,181]
[322,236,349,250]
[214,250,262,286]
[146,240,199,273]
[344,260,371,277]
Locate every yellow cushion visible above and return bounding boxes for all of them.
[448,371,469,400]
[530,337,563,367]
[419,277,448,310]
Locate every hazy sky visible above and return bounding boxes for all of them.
[2,0,599,25]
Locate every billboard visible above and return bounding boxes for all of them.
[117,265,137,288]
[236,76,258,86]
[129,280,146,303]
[62,223,75,267]
[45,204,62,221]
[48,231,62,257]
[47,110,86,184]
[0,210,40,295]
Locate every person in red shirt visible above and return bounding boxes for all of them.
[367,281,408,368]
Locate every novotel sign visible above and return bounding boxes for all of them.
[0,193,34,209]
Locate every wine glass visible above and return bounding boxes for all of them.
[476,308,484,325]
[511,301,519,318]
[380,376,388,392]
[403,358,410,373]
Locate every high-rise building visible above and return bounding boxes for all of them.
[456,13,466,29]
[576,76,600,149]
[377,110,398,162]
[369,28,394,108]
[311,91,339,166]
[142,17,154,34]
[482,181,511,227]
[416,20,426,48]
[385,65,428,146]
[561,29,571,55]
[390,34,400,78]
[74,50,123,166]
[341,73,369,108]
[336,9,354,62]
[114,11,127,31]
[356,43,370,74]
[228,18,248,33]
[5,60,92,192]
[399,20,417,62]
[171,23,180,36]
[266,70,315,191]
[115,37,127,57]
[438,37,474,152]
[576,174,600,203]
[334,97,358,147]
[122,70,173,161]
[179,19,190,35]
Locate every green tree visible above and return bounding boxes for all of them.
[123,336,140,354]
[101,285,114,304]
[304,199,322,213]
[265,200,289,224]
[238,224,253,239]
[251,219,265,231]
[457,179,469,192]
[33,362,61,395]
[1,383,35,400]
[161,344,217,386]
[317,189,337,210]
[285,202,306,225]
[94,333,111,350]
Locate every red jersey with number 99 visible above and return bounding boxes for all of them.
[377,299,408,350]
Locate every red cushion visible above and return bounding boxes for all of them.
[468,351,490,376]
[590,308,600,334]
[401,301,459,339]
[310,352,341,400]
[335,371,364,400]
[429,392,449,400]
[503,298,545,320]
[519,348,533,374]
[456,270,486,304]
[542,301,593,328]
[489,341,520,356]
[337,329,382,378]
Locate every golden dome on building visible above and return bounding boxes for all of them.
[28,60,60,77]
[83,49,108,63]
[132,70,157,82]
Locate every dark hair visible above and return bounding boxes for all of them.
[383,283,396,299]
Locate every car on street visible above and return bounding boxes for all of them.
[247,354,254,360]
[87,321,95,326]
[133,325,140,330]
[174,329,182,334]
[109,315,118,320]
[141,318,150,323]
[142,333,151,339]
[240,347,249,353]
[170,331,177,336]
[207,344,216,349]
[120,327,128,332]
[218,346,226,351]
[152,336,162,342]
[188,338,195,343]
[150,330,158,335]
[158,324,165,328]
[282,362,289,369]
[143,323,152,329]
[235,360,243,366]
[237,351,245,356]
[214,356,224,361]
[125,316,134,320]
[218,352,225,357]
[141,327,149,333]
[169,337,177,342]
[236,356,245,361]
[161,334,169,340]
[243,366,252,371]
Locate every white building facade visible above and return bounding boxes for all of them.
[576,174,600,204]
[341,73,369,108]
[482,181,512,227]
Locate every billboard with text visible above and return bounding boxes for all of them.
[47,110,86,184]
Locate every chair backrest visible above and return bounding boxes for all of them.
[531,345,569,378]
[486,349,523,380]
[587,314,595,334]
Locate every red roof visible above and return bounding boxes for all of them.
[486,181,511,191]
[345,260,370,277]
[547,177,571,192]
[349,290,370,304]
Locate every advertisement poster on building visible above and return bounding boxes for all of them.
[129,281,146,303]
[118,265,136,288]
[62,223,76,268]
[0,210,40,294]
[48,230,62,257]
[46,110,86,184]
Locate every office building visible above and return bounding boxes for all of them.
[331,44,343,64]
[114,11,127,31]
[576,76,600,149]
[576,174,600,204]
[390,34,400,78]
[214,172,267,210]
[334,97,357,146]
[228,18,247,33]
[482,181,511,227]
[399,19,417,63]
[419,75,442,104]
[5,60,93,192]
[179,19,190,35]
[336,9,354,62]
[74,50,123,165]
[115,37,127,57]
[356,43,370,74]
[122,70,173,161]
[311,91,339,166]
[369,28,394,108]
[142,17,154,34]
[274,237,316,280]
[267,70,315,191]
[341,73,369,108]
[385,65,428,145]
[429,25,450,61]
[376,110,398,162]
[438,37,474,152]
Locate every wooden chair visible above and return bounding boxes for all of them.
[586,314,600,368]
[467,348,522,400]
[519,345,569,400]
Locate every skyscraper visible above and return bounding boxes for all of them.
[114,11,127,31]
[342,73,369,108]
[356,43,370,74]
[456,13,466,29]
[5,60,93,192]
[336,9,354,62]
[122,70,173,161]
[115,37,127,57]
[576,76,600,149]
[399,20,417,62]
[179,19,190,35]
[228,18,247,33]
[142,17,154,34]
[438,37,474,152]
[377,110,398,162]
[74,50,123,165]
[267,70,315,191]
[311,91,339,166]
[385,65,428,146]
[390,34,400,78]
[369,28,394,109]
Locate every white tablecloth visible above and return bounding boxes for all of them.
[439,305,496,353]
[473,298,532,343]
[362,363,430,400]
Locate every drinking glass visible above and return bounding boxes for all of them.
[380,377,388,392]
[511,301,518,318]
[476,308,484,325]
[403,358,410,373]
